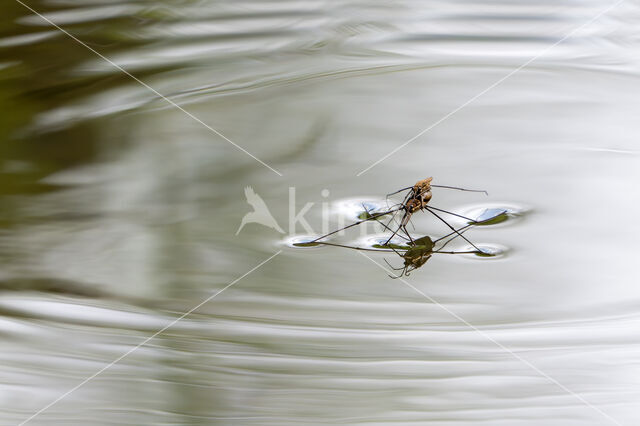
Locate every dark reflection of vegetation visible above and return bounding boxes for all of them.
[0,1,184,223]
[0,277,105,297]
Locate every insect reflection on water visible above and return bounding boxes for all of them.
[298,208,506,278]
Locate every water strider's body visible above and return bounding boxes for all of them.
[386,177,435,244]
[396,177,433,212]
[411,177,433,204]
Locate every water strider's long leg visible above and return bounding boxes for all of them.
[386,187,412,212]
[432,210,507,248]
[316,236,476,255]
[434,249,477,254]
[437,227,473,251]
[407,215,417,231]
[384,208,401,236]
[386,186,412,198]
[402,228,414,243]
[385,202,403,210]
[383,225,402,246]
[433,210,507,250]
[402,225,414,245]
[391,209,415,244]
[362,204,409,241]
[432,223,474,244]
[367,204,413,246]
[425,206,482,252]
[310,206,403,242]
[382,205,406,245]
[428,205,479,222]
[384,209,410,245]
[314,241,395,252]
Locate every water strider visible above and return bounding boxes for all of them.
[310,177,499,251]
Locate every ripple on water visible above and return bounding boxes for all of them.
[458,202,530,226]
[0,296,169,331]
[332,198,390,221]
[461,243,509,259]
[284,235,323,249]
[357,235,410,250]
[286,234,408,251]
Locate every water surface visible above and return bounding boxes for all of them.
[1,0,640,425]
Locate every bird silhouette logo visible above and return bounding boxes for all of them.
[236,186,285,235]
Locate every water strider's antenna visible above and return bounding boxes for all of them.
[431,184,488,195]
